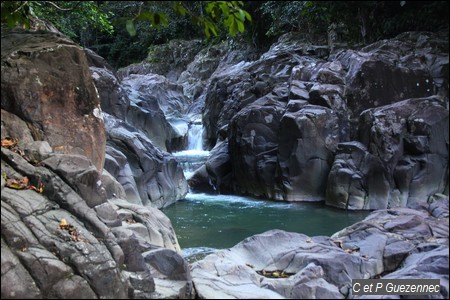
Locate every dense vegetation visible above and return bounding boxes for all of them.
[2,1,448,68]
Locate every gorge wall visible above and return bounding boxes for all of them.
[188,30,449,210]
[1,28,192,299]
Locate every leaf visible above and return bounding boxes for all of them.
[157,13,169,27]
[29,182,44,193]
[126,20,136,37]
[243,10,252,21]
[5,177,29,190]
[237,19,244,33]
[153,13,160,26]
[219,2,230,17]
[204,19,218,38]
[1,138,18,148]
[228,19,238,36]
[173,2,188,16]
[59,218,69,227]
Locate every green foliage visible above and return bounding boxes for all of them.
[2,1,447,69]
[124,1,251,39]
[1,1,114,42]
[1,1,31,29]
[259,1,310,37]
[203,1,251,37]
[258,1,449,45]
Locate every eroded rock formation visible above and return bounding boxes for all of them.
[85,48,189,209]
[195,30,448,209]
[1,28,192,299]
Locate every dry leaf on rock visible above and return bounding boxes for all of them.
[1,138,18,148]
[5,176,29,190]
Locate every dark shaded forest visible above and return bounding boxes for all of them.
[2,1,449,68]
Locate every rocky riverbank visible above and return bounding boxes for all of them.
[191,195,448,298]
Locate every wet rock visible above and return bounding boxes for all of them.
[205,140,233,194]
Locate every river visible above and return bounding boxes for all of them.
[166,121,370,261]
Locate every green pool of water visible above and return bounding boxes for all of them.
[162,192,371,253]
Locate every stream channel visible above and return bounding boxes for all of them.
[164,121,370,262]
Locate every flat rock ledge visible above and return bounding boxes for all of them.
[191,195,449,299]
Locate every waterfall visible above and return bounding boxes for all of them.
[173,120,209,180]
[187,122,204,151]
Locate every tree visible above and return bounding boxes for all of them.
[1,1,251,40]
[1,1,114,41]
[123,1,251,38]
[257,1,449,45]
[1,1,252,68]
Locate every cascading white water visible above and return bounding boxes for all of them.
[187,122,204,151]
[173,120,210,179]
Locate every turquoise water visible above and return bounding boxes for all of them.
[162,192,371,252]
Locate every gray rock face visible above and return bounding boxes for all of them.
[191,196,449,299]
[200,30,448,208]
[1,29,193,299]
[337,31,448,128]
[203,42,307,150]
[43,154,108,208]
[1,130,191,299]
[90,65,130,121]
[327,97,448,210]
[118,39,203,82]
[104,114,188,209]
[278,105,340,201]
[204,140,232,194]
[86,46,190,209]
[87,50,189,152]
[1,28,106,171]
[178,41,260,103]
[121,73,190,152]
[228,96,287,199]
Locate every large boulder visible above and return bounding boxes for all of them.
[337,31,448,137]
[1,111,191,300]
[201,34,335,200]
[178,40,260,103]
[327,96,448,210]
[85,49,190,209]
[85,48,130,121]
[202,38,313,150]
[1,145,129,298]
[121,73,190,151]
[200,30,448,206]
[228,95,286,199]
[278,104,340,201]
[1,29,106,171]
[86,48,188,152]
